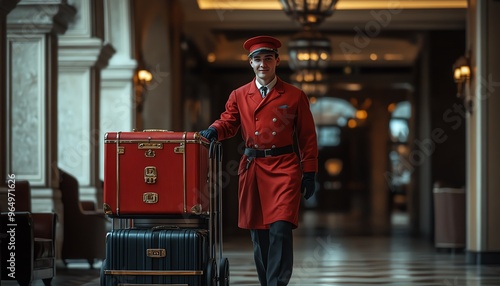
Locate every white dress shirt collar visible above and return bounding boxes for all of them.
[255,76,277,92]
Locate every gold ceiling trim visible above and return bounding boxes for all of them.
[197,0,467,10]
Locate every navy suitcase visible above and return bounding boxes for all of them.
[101,227,217,285]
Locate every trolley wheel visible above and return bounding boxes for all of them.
[219,257,230,286]
[100,259,107,286]
[206,259,217,286]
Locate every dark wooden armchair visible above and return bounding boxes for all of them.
[58,169,108,268]
[0,180,57,286]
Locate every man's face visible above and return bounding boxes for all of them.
[249,52,280,83]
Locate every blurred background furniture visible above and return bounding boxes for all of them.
[0,180,57,286]
[58,169,108,269]
[433,181,466,250]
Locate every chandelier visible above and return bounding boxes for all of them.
[291,69,325,83]
[280,0,338,28]
[291,69,329,97]
[294,81,329,97]
[287,30,331,72]
[282,1,336,98]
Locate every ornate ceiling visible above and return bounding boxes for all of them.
[178,0,466,68]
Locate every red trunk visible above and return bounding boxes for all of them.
[103,131,210,217]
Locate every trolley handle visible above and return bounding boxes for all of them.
[208,140,222,163]
[209,140,216,159]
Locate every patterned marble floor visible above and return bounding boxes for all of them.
[225,235,500,286]
[3,212,500,286]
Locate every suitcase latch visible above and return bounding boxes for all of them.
[174,143,184,154]
[144,166,158,184]
[143,192,159,204]
[145,149,156,157]
[147,248,166,258]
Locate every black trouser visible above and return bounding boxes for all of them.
[250,220,293,286]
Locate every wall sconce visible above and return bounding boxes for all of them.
[137,69,153,85]
[453,55,472,113]
[135,68,153,114]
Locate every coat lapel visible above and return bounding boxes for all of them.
[247,82,262,107]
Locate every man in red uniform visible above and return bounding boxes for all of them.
[200,35,318,286]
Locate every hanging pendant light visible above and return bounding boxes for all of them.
[287,30,331,71]
[280,0,338,29]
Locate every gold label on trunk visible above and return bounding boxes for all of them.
[143,192,159,204]
[138,142,163,149]
[144,166,157,184]
[147,248,166,258]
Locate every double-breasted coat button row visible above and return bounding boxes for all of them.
[252,117,280,148]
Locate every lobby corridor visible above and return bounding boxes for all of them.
[4,212,500,286]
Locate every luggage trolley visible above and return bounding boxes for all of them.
[100,130,229,286]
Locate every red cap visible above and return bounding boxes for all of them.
[243,36,281,57]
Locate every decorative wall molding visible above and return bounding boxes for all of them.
[7,0,76,35]
[59,38,115,67]
[6,0,75,188]
[7,35,47,185]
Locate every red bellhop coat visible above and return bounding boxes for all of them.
[211,77,318,230]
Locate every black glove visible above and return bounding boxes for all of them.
[199,127,218,142]
[301,172,316,200]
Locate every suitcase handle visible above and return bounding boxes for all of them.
[152,225,180,230]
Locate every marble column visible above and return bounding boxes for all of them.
[6,0,75,259]
[6,0,75,208]
[99,0,137,181]
[0,0,20,183]
[466,0,500,264]
[57,0,115,205]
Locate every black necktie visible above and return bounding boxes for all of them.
[260,86,268,98]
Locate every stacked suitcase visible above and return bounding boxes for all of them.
[100,130,229,286]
